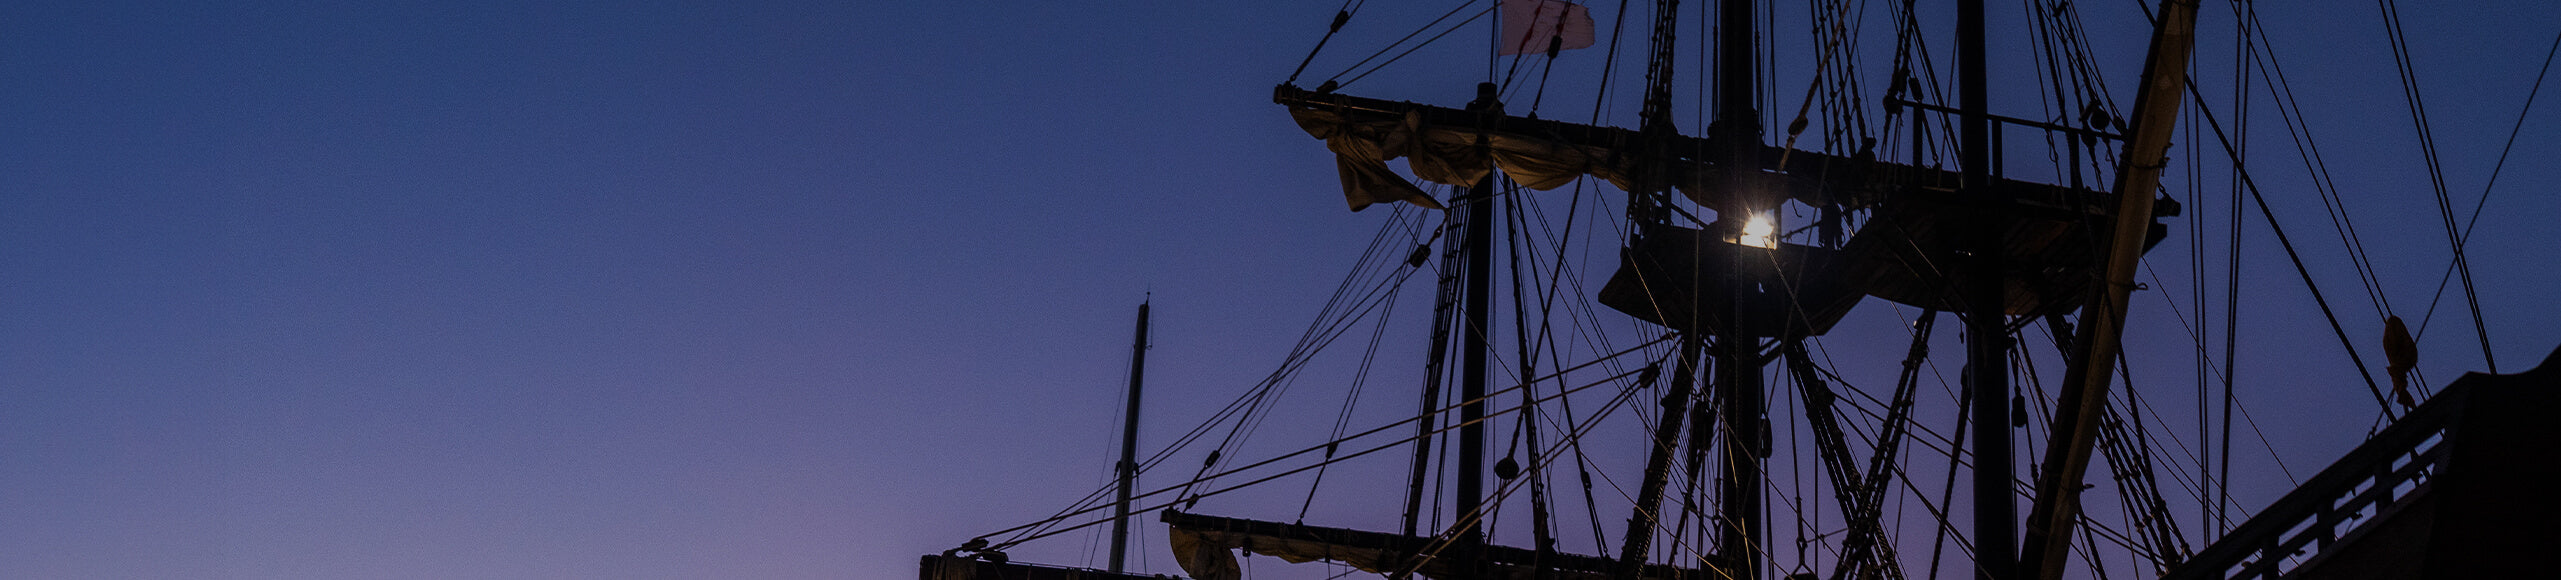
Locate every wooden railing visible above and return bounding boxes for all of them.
[2160,382,2469,580]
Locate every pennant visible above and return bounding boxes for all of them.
[1499,0,1596,56]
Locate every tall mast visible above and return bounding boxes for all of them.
[1453,174,1497,580]
[1957,0,2017,579]
[1448,81,1507,579]
[1714,0,1765,578]
[1108,299,1150,573]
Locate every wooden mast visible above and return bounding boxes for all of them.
[1712,0,1766,576]
[1454,176,1494,579]
[1109,299,1150,573]
[1957,0,2017,579]
[1451,81,1505,579]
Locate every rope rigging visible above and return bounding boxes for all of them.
[2376,0,2497,373]
[1181,207,1441,507]
[991,202,1450,549]
[1286,0,1373,86]
[1406,186,1473,536]
[1322,0,1494,92]
[968,4,2548,580]
[2415,29,2559,345]
[2178,83,2396,420]
[1500,193,1560,552]
[982,337,1677,550]
[1295,271,1405,522]
[2171,3,2407,404]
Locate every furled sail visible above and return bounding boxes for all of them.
[1288,106,1632,212]
[1277,84,2167,223]
[1277,84,1967,215]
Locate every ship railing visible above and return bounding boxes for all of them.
[2160,381,2470,580]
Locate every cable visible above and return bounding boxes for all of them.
[1287,0,1371,85]
[1337,5,1500,90]
[2416,29,2560,343]
[2376,0,2497,372]
[987,350,1668,549]
[2183,79,2396,417]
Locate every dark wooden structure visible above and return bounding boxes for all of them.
[2161,345,2561,580]
[1597,227,1862,336]
[919,555,1172,580]
[1159,510,1733,580]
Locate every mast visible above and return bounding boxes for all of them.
[1454,176,1496,579]
[1254,1,2179,577]
[1714,336,1763,580]
[1957,1,2016,580]
[1109,299,1150,573]
[2019,2,2200,578]
[1455,82,1504,578]
[1713,0,1765,577]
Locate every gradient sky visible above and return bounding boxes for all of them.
[4,2,2557,579]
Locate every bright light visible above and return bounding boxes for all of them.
[1739,212,1777,249]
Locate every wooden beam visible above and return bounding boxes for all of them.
[2018,2,2201,579]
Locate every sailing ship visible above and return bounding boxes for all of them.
[924,1,2559,579]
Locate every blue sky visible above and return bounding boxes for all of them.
[4,1,2557,579]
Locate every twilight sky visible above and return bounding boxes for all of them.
[4,1,2557,579]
